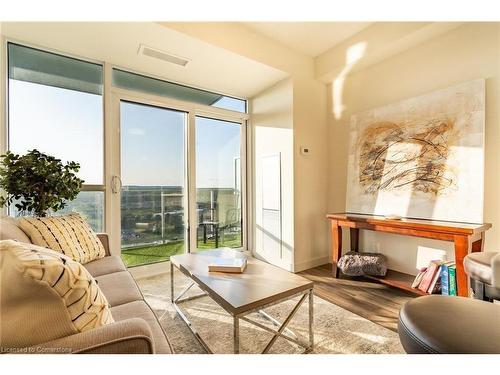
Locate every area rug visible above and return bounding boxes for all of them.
[136,272,404,354]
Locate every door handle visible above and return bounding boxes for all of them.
[111,175,122,194]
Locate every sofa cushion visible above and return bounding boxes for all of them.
[0,216,31,243]
[95,271,143,307]
[0,240,114,348]
[111,301,173,354]
[18,213,105,264]
[85,255,127,278]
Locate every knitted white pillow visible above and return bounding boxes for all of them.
[19,213,105,264]
[0,240,114,348]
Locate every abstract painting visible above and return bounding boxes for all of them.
[346,79,485,223]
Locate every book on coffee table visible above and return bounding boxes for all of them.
[208,257,247,273]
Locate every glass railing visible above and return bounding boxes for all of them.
[120,186,186,267]
[196,188,242,251]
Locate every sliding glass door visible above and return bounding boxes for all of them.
[196,117,243,251]
[108,84,246,266]
[119,101,187,267]
[114,99,245,267]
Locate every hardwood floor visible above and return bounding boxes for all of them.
[299,264,416,332]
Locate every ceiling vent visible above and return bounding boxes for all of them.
[138,44,190,67]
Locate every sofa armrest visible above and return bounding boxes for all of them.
[96,233,112,256]
[29,318,155,354]
[492,253,500,289]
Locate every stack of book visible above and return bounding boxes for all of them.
[412,260,457,295]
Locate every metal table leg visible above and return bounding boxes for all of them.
[170,261,174,303]
[234,317,240,354]
[258,310,298,340]
[171,266,314,354]
[309,289,314,350]
[170,263,212,354]
[262,293,308,353]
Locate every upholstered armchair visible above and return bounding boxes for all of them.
[464,251,500,301]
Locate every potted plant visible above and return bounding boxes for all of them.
[0,149,84,217]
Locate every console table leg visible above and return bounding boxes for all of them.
[350,228,359,252]
[454,235,472,297]
[471,232,485,253]
[331,221,342,278]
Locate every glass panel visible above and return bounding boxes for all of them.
[8,44,104,185]
[196,116,242,250]
[113,68,246,113]
[211,96,247,113]
[120,101,186,267]
[8,43,102,95]
[10,191,104,233]
[57,191,104,232]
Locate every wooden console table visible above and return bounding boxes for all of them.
[327,213,492,297]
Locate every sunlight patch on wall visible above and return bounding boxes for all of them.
[332,42,367,120]
[416,246,448,270]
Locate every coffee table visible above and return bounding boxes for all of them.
[170,248,314,354]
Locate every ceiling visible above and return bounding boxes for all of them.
[244,22,372,57]
[1,22,288,98]
[1,22,375,98]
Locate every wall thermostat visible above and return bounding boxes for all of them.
[300,146,310,155]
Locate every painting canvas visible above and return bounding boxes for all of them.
[346,79,485,223]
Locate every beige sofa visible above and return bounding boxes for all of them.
[0,217,173,354]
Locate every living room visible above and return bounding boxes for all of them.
[1,0,499,372]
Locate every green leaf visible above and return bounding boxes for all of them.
[0,149,83,216]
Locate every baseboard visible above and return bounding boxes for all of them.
[294,255,331,273]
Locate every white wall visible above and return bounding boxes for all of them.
[327,22,500,275]
[251,78,294,270]
[251,76,329,273]
[292,77,329,271]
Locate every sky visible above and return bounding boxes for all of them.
[9,79,241,189]
[121,101,241,187]
[9,80,104,184]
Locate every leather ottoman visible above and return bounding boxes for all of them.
[398,295,500,353]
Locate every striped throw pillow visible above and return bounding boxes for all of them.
[18,213,105,264]
[0,240,114,348]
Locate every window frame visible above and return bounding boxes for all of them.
[112,67,247,114]
[118,99,189,267]
[194,115,245,250]
[107,72,248,257]
[1,38,250,264]
[3,38,107,231]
